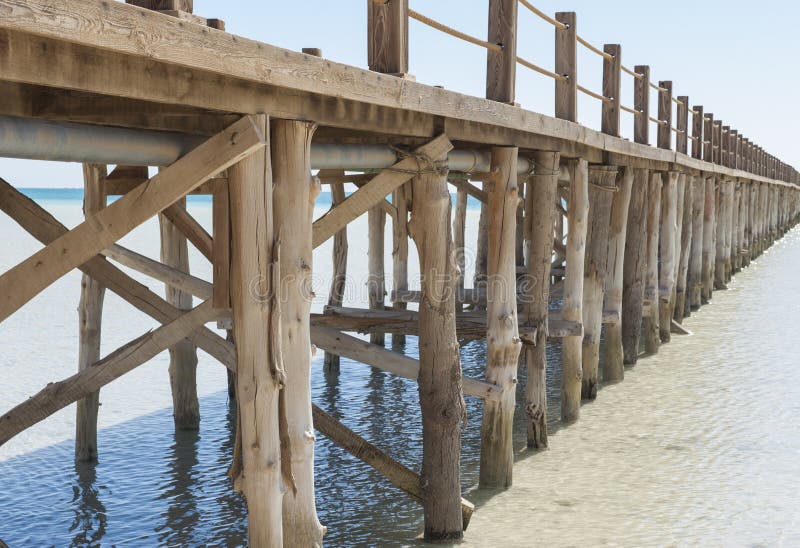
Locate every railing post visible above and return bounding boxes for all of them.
[703,113,713,161]
[601,44,622,136]
[692,105,704,159]
[676,95,689,154]
[555,12,577,121]
[657,81,672,150]
[721,125,730,168]
[368,0,409,75]
[634,65,650,144]
[713,121,722,164]
[486,0,518,103]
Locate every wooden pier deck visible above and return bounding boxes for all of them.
[0,0,797,545]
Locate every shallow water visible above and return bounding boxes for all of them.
[1,191,799,546]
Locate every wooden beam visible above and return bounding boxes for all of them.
[162,202,214,262]
[0,300,220,447]
[311,404,474,530]
[212,181,231,308]
[312,135,453,248]
[0,177,235,368]
[0,117,262,323]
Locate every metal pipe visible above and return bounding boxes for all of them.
[0,116,551,175]
[0,116,203,166]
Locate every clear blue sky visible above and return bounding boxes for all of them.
[4,0,798,187]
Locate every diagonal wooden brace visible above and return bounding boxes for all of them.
[0,116,264,323]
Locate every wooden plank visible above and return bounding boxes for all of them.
[310,324,502,402]
[127,0,193,11]
[0,117,261,323]
[0,177,235,368]
[212,181,231,308]
[311,404,474,530]
[555,12,578,122]
[0,300,220,447]
[486,0,518,104]
[312,135,453,248]
[601,44,622,136]
[162,202,214,262]
[368,0,408,75]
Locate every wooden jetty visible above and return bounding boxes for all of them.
[0,0,798,545]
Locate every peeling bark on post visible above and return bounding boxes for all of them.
[688,176,705,311]
[228,114,284,547]
[602,166,632,383]
[643,172,663,354]
[522,151,560,449]
[368,206,386,345]
[75,163,106,462]
[271,119,325,547]
[674,174,693,322]
[581,165,616,400]
[159,195,200,430]
[325,178,348,372]
[480,146,521,488]
[392,184,410,344]
[408,137,465,540]
[658,171,678,343]
[561,159,589,422]
[621,168,649,365]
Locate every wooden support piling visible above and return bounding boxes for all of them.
[674,174,693,321]
[75,163,106,462]
[324,172,348,371]
[480,146,521,488]
[687,176,706,310]
[643,172,663,354]
[391,184,410,344]
[602,166,633,382]
[368,205,386,345]
[701,176,717,302]
[561,159,589,422]
[658,171,679,343]
[522,151,560,448]
[453,187,468,313]
[621,168,649,365]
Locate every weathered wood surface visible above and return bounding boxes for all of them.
[271,119,325,546]
[486,0,518,103]
[658,171,679,343]
[159,196,200,430]
[674,175,693,321]
[522,151,560,449]
[367,0,408,74]
[212,180,231,309]
[687,176,706,310]
[702,177,717,302]
[0,116,263,323]
[392,184,410,342]
[323,173,348,371]
[408,142,465,540]
[312,135,451,248]
[602,166,633,383]
[480,147,521,488]
[161,202,213,261]
[75,163,106,462]
[0,301,220,447]
[227,115,283,546]
[555,12,577,122]
[0,178,235,368]
[561,159,589,422]
[621,168,649,365]
[368,205,386,345]
[311,404,475,530]
[643,172,663,354]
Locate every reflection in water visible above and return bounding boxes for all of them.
[69,462,107,547]
[155,429,200,545]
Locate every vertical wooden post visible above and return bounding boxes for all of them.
[703,113,714,161]
[159,195,200,430]
[75,163,107,462]
[213,181,231,310]
[486,0,518,103]
[453,187,468,312]
[325,176,348,371]
[602,166,633,382]
[634,66,650,145]
[687,175,706,311]
[701,176,717,302]
[657,81,672,150]
[555,12,578,122]
[561,159,589,422]
[581,166,616,400]
[408,139,465,540]
[658,171,679,343]
[713,121,722,164]
[692,105,704,159]
[271,119,325,546]
[642,172,663,354]
[392,184,410,344]
[522,150,560,448]
[480,146,521,488]
[714,179,729,289]
[601,44,622,136]
[674,174,693,321]
[368,0,409,75]
[621,168,649,365]
[474,202,489,309]
[676,96,689,155]
[368,206,386,345]
[229,114,283,547]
